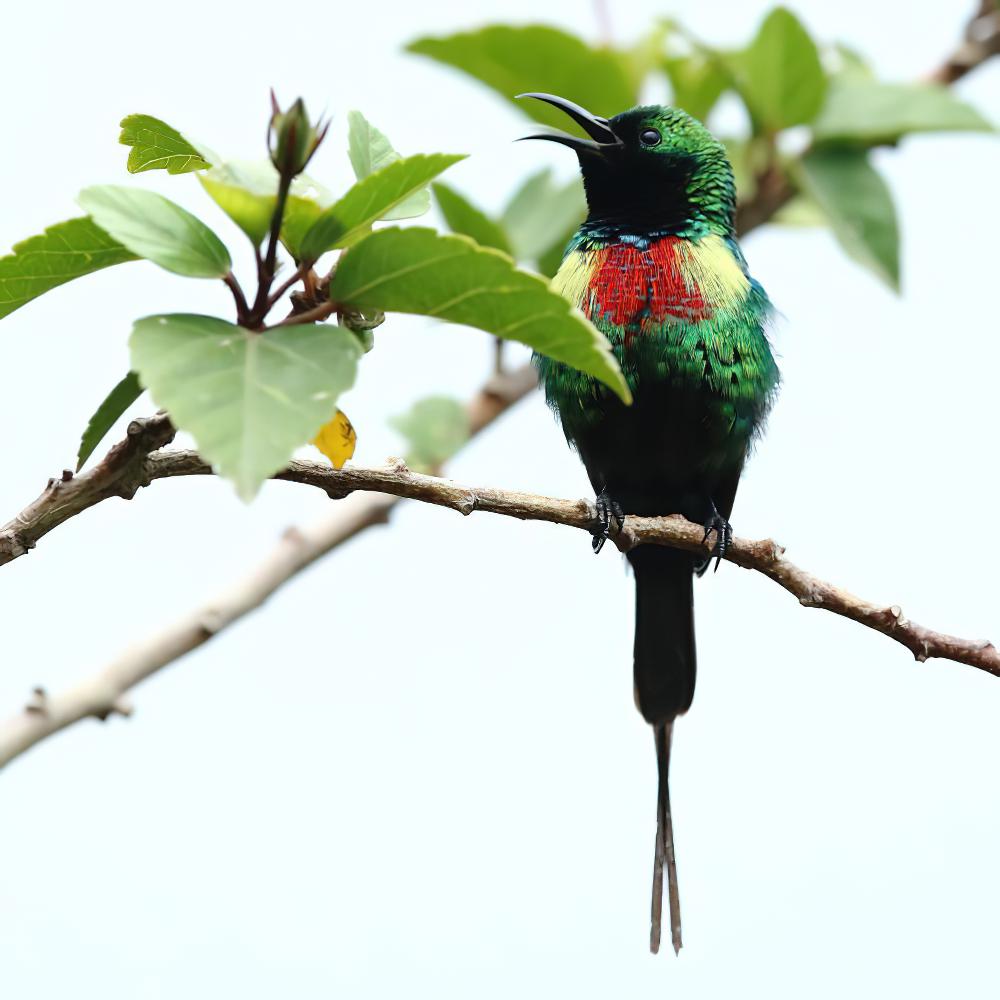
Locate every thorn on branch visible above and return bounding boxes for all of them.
[886,605,909,629]
[24,687,47,714]
[112,696,134,718]
[927,0,1000,83]
[456,491,478,516]
[112,413,175,464]
[45,469,76,490]
[198,610,227,636]
[95,696,134,722]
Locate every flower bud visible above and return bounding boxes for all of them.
[268,93,327,177]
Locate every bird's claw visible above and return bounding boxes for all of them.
[592,490,625,554]
[697,508,732,575]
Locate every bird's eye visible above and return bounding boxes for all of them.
[639,128,661,146]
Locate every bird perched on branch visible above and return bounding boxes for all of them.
[520,94,779,954]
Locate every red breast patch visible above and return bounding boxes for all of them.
[587,237,712,328]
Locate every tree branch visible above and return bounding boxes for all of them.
[0,495,396,768]
[0,413,176,566]
[131,455,1000,677]
[2,411,998,769]
[734,1,999,235]
[0,365,538,767]
[926,0,1000,84]
[735,165,795,239]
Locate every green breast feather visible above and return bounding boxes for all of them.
[536,229,779,463]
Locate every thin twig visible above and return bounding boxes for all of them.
[0,497,395,769]
[262,174,293,289]
[274,299,338,328]
[735,165,795,238]
[266,262,311,310]
[222,272,251,324]
[926,0,1000,84]
[247,171,294,323]
[594,0,613,45]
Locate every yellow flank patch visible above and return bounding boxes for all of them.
[551,250,597,309]
[678,234,750,308]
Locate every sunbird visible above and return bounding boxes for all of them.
[520,94,780,954]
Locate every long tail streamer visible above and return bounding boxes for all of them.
[650,720,682,955]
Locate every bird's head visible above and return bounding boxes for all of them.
[518,94,736,237]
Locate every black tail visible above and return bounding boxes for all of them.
[629,546,696,723]
[628,545,695,955]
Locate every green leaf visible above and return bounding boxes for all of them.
[501,169,587,263]
[535,227,575,279]
[663,52,729,122]
[76,371,143,471]
[626,22,671,93]
[198,159,331,252]
[772,195,827,227]
[829,42,874,81]
[432,182,512,254]
[77,186,231,279]
[347,110,399,176]
[329,227,630,403]
[299,153,465,261]
[200,168,273,246]
[118,114,211,174]
[407,25,636,128]
[735,7,827,129]
[390,396,469,471]
[501,170,554,260]
[0,217,138,321]
[724,138,757,202]
[347,110,430,221]
[795,147,899,289]
[130,314,363,500]
[812,80,994,144]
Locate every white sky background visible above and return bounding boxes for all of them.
[1,1,998,996]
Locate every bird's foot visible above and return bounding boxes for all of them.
[591,490,625,554]
[697,505,732,575]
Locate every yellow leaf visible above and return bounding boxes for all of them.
[313,409,357,468]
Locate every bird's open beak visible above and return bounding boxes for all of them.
[515,93,622,155]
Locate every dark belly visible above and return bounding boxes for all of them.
[560,380,750,522]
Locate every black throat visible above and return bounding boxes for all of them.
[577,150,697,233]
